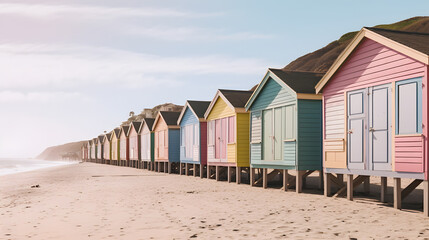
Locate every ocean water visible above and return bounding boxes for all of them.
[0,158,78,176]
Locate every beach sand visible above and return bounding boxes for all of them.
[0,162,428,239]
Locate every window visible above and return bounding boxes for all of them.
[396,77,422,135]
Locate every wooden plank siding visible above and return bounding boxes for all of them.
[179,108,200,163]
[249,75,314,170]
[206,97,235,121]
[236,113,250,167]
[154,119,169,162]
[168,129,180,163]
[395,135,424,172]
[323,37,427,171]
[140,125,152,162]
[297,99,323,170]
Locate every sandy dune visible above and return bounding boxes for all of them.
[0,162,428,239]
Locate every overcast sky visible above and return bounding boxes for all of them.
[1,0,428,158]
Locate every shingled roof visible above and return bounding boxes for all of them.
[113,128,121,138]
[187,100,211,118]
[142,118,155,131]
[159,111,181,126]
[269,69,324,94]
[219,89,253,108]
[131,121,142,133]
[121,125,130,136]
[366,27,429,55]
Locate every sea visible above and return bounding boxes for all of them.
[0,158,78,176]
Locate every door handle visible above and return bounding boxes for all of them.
[369,128,375,132]
[347,130,353,134]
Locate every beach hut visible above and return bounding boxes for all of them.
[153,111,182,173]
[177,100,211,177]
[87,140,92,162]
[103,132,112,165]
[140,118,155,170]
[128,122,142,168]
[119,125,130,167]
[91,138,98,163]
[81,144,88,162]
[315,27,429,215]
[97,135,104,164]
[204,89,253,183]
[245,69,324,192]
[110,128,121,166]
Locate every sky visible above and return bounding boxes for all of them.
[0,0,428,158]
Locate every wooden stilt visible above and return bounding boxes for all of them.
[185,163,189,176]
[393,178,401,209]
[347,174,354,201]
[193,164,196,177]
[200,164,204,179]
[167,162,171,174]
[236,167,241,184]
[283,169,288,191]
[296,170,305,193]
[364,176,370,194]
[207,165,210,179]
[324,173,331,197]
[157,162,160,172]
[250,167,256,187]
[263,168,268,189]
[381,177,387,203]
[227,166,231,183]
[216,166,220,181]
[424,180,429,217]
[318,170,324,190]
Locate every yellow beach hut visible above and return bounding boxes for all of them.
[204,89,253,183]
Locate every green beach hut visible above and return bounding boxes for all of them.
[245,68,324,192]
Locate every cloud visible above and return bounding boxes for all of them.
[0,44,270,89]
[0,3,222,19]
[124,26,273,41]
[0,90,85,103]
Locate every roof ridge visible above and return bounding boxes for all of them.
[365,27,429,36]
[270,68,326,74]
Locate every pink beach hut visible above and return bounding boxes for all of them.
[316,27,429,215]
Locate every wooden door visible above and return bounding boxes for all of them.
[263,109,273,160]
[215,119,221,159]
[347,89,366,170]
[220,118,228,161]
[369,84,391,170]
[274,107,283,160]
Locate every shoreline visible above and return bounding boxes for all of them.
[0,159,79,176]
[0,162,427,239]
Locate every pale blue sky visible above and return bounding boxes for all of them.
[0,0,428,158]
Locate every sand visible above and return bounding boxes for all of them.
[0,162,428,239]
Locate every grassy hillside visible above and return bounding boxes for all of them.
[283,16,429,72]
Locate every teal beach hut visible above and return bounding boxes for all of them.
[245,68,324,192]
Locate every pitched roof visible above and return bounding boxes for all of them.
[187,100,211,118]
[131,121,142,133]
[315,27,429,93]
[159,111,181,126]
[366,27,429,55]
[121,125,130,136]
[269,69,324,94]
[113,128,121,138]
[219,89,253,108]
[142,117,155,131]
[105,132,112,142]
[98,135,104,143]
